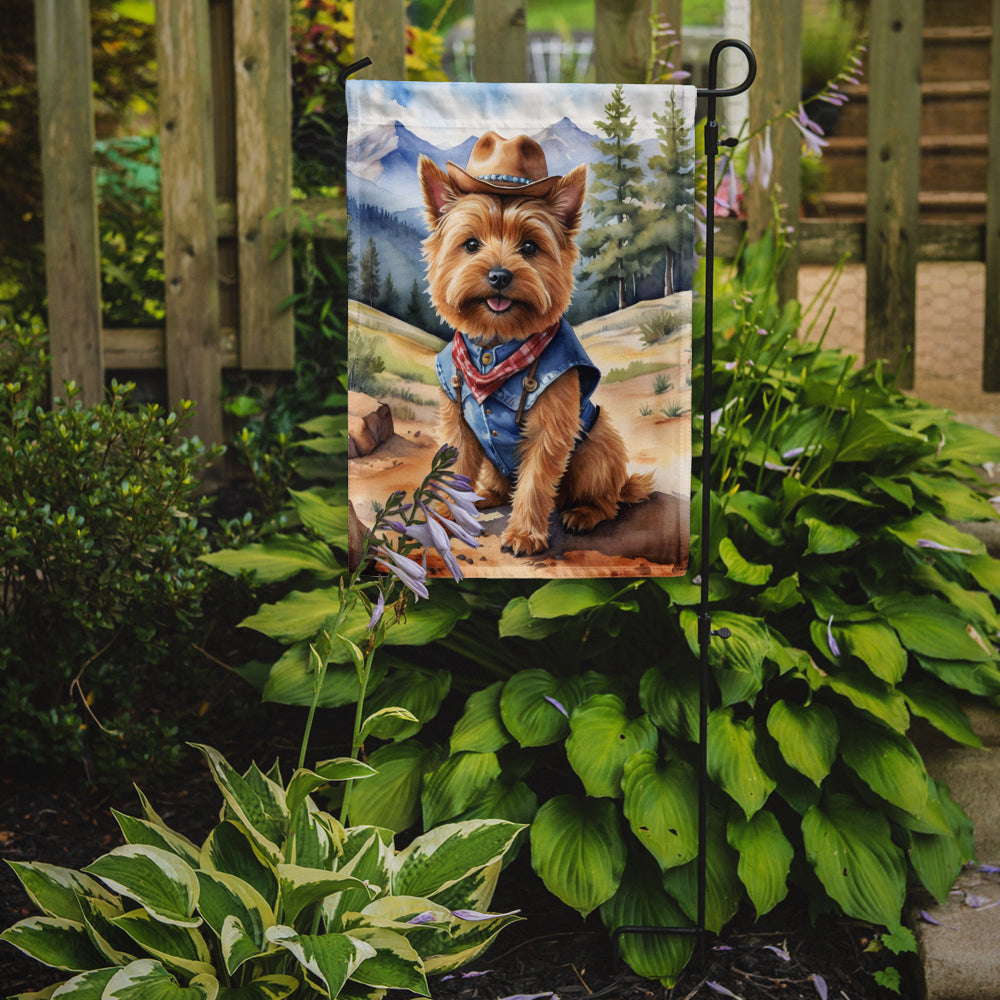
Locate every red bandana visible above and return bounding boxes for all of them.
[451,322,559,404]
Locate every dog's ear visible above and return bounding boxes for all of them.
[548,164,587,232]
[419,155,457,223]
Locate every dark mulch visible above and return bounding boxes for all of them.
[1,746,914,1000]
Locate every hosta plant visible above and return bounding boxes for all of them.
[1,743,523,999]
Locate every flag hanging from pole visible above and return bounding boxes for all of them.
[346,80,696,579]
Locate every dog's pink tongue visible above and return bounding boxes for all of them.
[488,297,511,312]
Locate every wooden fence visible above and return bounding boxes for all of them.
[33,0,1000,445]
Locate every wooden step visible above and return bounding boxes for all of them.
[813,189,987,222]
[922,25,993,83]
[921,0,992,28]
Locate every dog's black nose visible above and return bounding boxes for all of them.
[487,268,512,290]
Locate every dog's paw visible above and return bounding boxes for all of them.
[560,505,610,534]
[500,526,549,556]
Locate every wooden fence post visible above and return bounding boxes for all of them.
[354,0,406,80]
[594,0,653,84]
[864,0,923,389]
[984,0,1000,390]
[747,0,801,305]
[233,0,294,370]
[474,0,527,83]
[157,0,223,445]
[34,0,104,405]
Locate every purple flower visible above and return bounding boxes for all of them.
[791,104,828,156]
[422,497,481,549]
[747,125,773,191]
[407,911,438,925]
[763,944,790,961]
[544,695,569,718]
[917,538,973,554]
[707,983,742,999]
[812,974,828,1000]
[367,590,385,631]
[827,616,841,658]
[451,908,520,921]
[373,544,429,600]
[405,508,464,581]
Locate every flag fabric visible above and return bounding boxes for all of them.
[346,80,696,579]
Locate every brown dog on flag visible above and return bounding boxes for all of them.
[420,132,653,556]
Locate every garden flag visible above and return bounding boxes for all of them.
[346,80,696,578]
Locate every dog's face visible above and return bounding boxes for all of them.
[419,157,587,344]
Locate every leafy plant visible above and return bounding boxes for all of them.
[0,317,220,784]
[329,232,1000,984]
[1,743,524,998]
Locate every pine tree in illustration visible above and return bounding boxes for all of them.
[358,237,381,307]
[579,84,646,311]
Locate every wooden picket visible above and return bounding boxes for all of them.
[31,0,999,447]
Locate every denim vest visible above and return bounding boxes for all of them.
[435,317,601,479]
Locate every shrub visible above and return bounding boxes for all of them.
[0,317,220,783]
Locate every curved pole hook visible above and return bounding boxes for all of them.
[698,38,757,99]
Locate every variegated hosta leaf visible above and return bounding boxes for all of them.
[77,894,136,966]
[265,925,376,998]
[323,829,393,931]
[621,751,699,871]
[0,916,107,971]
[499,669,585,747]
[285,760,375,824]
[344,926,429,995]
[112,811,201,868]
[214,975,299,1000]
[195,871,274,974]
[424,859,501,916]
[529,795,626,917]
[110,908,214,978]
[102,958,218,999]
[420,751,501,829]
[661,811,742,934]
[802,793,906,926]
[83,846,200,928]
[276,864,375,925]
[391,820,524,901]
[191,745,288,863]
[707,707,776,818]
[599,853,694,987]
[200,822,278,910]
[838,717,929,817]
[4,862,118,922]
[565,695,658,799]
[450,681,511,754]
[727,810,793,918]
[46,966,118,997]
[422,907,522,975]
[765,700,838,786]
[288,802,343,870]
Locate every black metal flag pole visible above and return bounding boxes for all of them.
[613,38,756,972]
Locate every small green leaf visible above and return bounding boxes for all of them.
[719,536,772,585]
[527,579,618,618]
[497,596,564,639]
[803,517,859,555]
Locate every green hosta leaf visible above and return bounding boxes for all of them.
[200,536,341,584]
[908,782,968,907]
[916,655,1000,697]
[727,811,793,918]
[241,588,343,643]
[886,512,985,556]
[906,472,998,522]
[260,644,384,709]
[566,695,658,798]
[288,488,349,543]
[112,812,201,868]
[285,759,376,822]
[103,959,218,999]
[875,594,995,662]
[83,846,200,928]
[911,562,1000,633]
[901,680,982,748]
[599,853,694,987]
[200,822,278,910]
[833,621,907,684]
[765,700,838,786]
[453,779,538,827]
[680,610,770,706]
[360,706,421,742]
[499,670,584,747]
[4,862,118,922]
[497,596,564,639]
[421,751,502,828]
[216,975,299,1000]
[191,746,287,863]
[707,708,776,819]
[808,661,910,732]
[802,793,906,926]
[755,573,805,614]
[0,916,107,971]
[527,579,618,618]
[393,820,524,901]
[111,908,214,978]
[530,795,626,917]
[835,409,927,463]
[718,537,772,585]
[802,517,859,556]
[347,740,442,832]
[195,871,274,974]
[839,718,928,816]
[724,490,784,546]
[265,926,375,997]
[450,682,511,754]
[362,667,451,740]
[345,926,428,994]
[277,865,374,925]
[639,664,699,742]
[967,553,1000,597]
[621,751,698,871]
[661,811,741,933]
[936,421,1000,465]
[336,590,469,652]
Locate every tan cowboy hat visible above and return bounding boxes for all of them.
[447,131,560,196]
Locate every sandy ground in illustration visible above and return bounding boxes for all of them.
[348,296,692,578]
